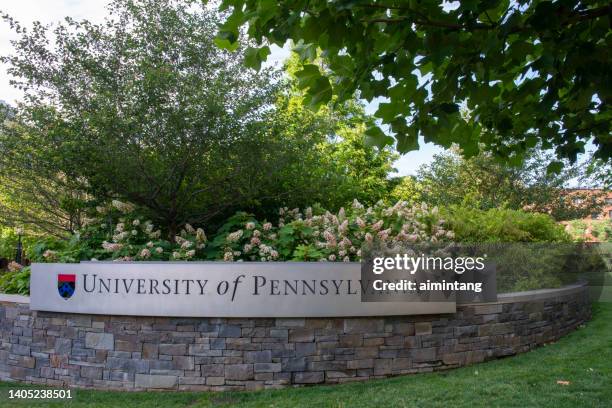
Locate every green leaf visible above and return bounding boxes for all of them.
[244,46,270,70]
[546,161,563,175]
[208,0,611,165]
[388,75,418,102]
[395,128,419,153]
[479,0,510,22]
[364,126,393,149]
[293,42,317,61]
[244,47,261,69]
[328,55,355,77]
[256,0,279,26]
[214,31,240,51]
[304,76,332,108]
[375,102,401,124]
[294,64,332,108]
[294,64,322,89]
[438,103,459,114]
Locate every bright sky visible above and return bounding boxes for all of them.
[0,0,440,177]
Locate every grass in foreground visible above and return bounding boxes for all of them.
[1,303,611,408]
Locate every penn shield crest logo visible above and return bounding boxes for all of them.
[57,274,76,299]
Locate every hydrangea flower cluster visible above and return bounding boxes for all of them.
[36,199,455,263]
[91,200,167,261]
[100,216,165,261]
[215,200,453,262]
[171,224,207,260]
[217,219,280,262]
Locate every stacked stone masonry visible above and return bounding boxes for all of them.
[0,286,591,391]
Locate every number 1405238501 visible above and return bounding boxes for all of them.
[8,389,73,399]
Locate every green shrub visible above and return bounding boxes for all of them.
[203,201,449,262]
[0,228,17,260]
[2,202,587,296]
[564,219,612,242]
[589,220,612,242]
[0,227,39,261]
[441,206,575,292]
[491,243,577,292]
[443,206,570,243]
[0,266,30,295]
[21,200,450,263]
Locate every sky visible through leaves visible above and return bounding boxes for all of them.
[0,0,596,180]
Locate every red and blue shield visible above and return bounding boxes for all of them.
[57,274,76,299]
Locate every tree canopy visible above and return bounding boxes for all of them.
[2,0,286,235]
[215,0,611,169]
[412,147,604,220]
[0,0,397,236]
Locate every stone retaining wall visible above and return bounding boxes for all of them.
[0,283,591,391]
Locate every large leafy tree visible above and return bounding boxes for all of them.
[226,85,398,220]
[1,0,290,235]
[0,103,92,236]
[415,147,605,220]
[214,0,611,168]
[1,1,398,235]
[4,0,304,233]
[254,54,397,213]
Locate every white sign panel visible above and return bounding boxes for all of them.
[30,262,455,317]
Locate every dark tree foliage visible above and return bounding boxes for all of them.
[416,147,606,220]
[215,0,611,170]
[0,0,398,236]
[2,0,287,235]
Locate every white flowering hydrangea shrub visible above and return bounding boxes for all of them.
[30,200,170,263]
[33,199,454,263]
[90,201,172,261]
[171,224,207,260]
[206,212,281,262]
[206,200,453,262]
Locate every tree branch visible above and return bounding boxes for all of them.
[361,4,611,32]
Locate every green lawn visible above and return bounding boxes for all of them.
[2,303,612,408]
